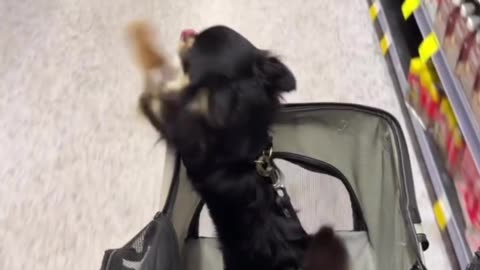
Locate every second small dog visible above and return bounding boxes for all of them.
[130,23,348,270]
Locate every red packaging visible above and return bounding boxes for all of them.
[419,71,441,126]
[473,77,480,119]
[459,147,480,185]
[436,0,465,42]
[457,30,480,98]
[457,178,480,228]
[408,58,424,110]
[444,5,479,69]
[419,69,435,124]
[425,91,441,123]
[434,99,455,157]
[458,146,480,240]
[447,128,465,177]
[465,228,480,252]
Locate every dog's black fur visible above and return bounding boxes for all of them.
[304,227,349,270]
[139,25,347,270]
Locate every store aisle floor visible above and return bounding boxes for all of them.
[0,0,450,269]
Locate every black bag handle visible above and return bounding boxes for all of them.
[186,151,369,239]
[271,151,368,232]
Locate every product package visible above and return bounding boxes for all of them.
[457,31,480,97]
[426,0,440,21]
[456,148,480,229]
[436,0,466,43]
[408,58,425,111]
[434,99,456,156]
[447,127,465,176]
[457,179,480,229]
[466,227,480,253]
[473,76,480,120]
[419,67,442,126]
[444,3,479,68]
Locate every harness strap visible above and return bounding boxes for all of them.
[254,138,298,219]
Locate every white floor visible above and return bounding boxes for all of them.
[0,0,450,269]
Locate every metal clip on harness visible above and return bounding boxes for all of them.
[255,146,291,218]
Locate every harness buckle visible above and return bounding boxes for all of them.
[255,147,275,179]
[254,143,293,219]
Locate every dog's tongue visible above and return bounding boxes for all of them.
[181,29,197,41]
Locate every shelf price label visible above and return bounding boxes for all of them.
[401,0,421,20]
[380,34,390,55]
[369,1,380,21]
[434,197,451,231]
[419,32,440,63]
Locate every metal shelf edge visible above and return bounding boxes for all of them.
[375,0,410,92]
[409,107,472,269]
[413,3,480,173]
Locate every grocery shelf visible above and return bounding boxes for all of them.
[414,3,480,173]
[367,0,473,268]
[408,108,472,270]
[374,0,410,92]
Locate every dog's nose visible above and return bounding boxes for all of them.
[180,29,197,42]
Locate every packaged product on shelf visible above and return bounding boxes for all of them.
[426,85,441,126]
[426,0,439,21]
[444,3,479,68]
[419,69,431,122]
[456,179,480,229]
[456,148,480,232]
[434,98,456,157]
[447,127,465,177]
[458,147,480,185]
[457,31,480,97]
[459,147,480,183]
[436,0,465,43]
[473,76,480,119]
[419,67,442,126]
[465,227,480,253]
[408,58,425,110]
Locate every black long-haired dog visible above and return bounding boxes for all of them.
[130,24,348,270]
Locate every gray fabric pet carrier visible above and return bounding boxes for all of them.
[101,103,436,270]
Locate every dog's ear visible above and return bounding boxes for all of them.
[257,54,296,93]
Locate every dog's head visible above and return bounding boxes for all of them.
[136,25,296,172]
[178,26,296,94]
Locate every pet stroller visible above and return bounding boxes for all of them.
[102,103,448,270]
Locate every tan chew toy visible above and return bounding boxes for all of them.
[127,21,167,72]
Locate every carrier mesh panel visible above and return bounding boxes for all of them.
[198,159,354,237]
[100,214,181,270]
[131,229,147,253]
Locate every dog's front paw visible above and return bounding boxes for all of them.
[138,91,164,131]
[164,72,190,93]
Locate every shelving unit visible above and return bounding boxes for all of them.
[408,107,472,270]
[366,0,478,268]
[413,2,480,173]
[373,0,410,92]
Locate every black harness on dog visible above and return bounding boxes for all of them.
[254,138,298,219]
[255,139,307,270]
